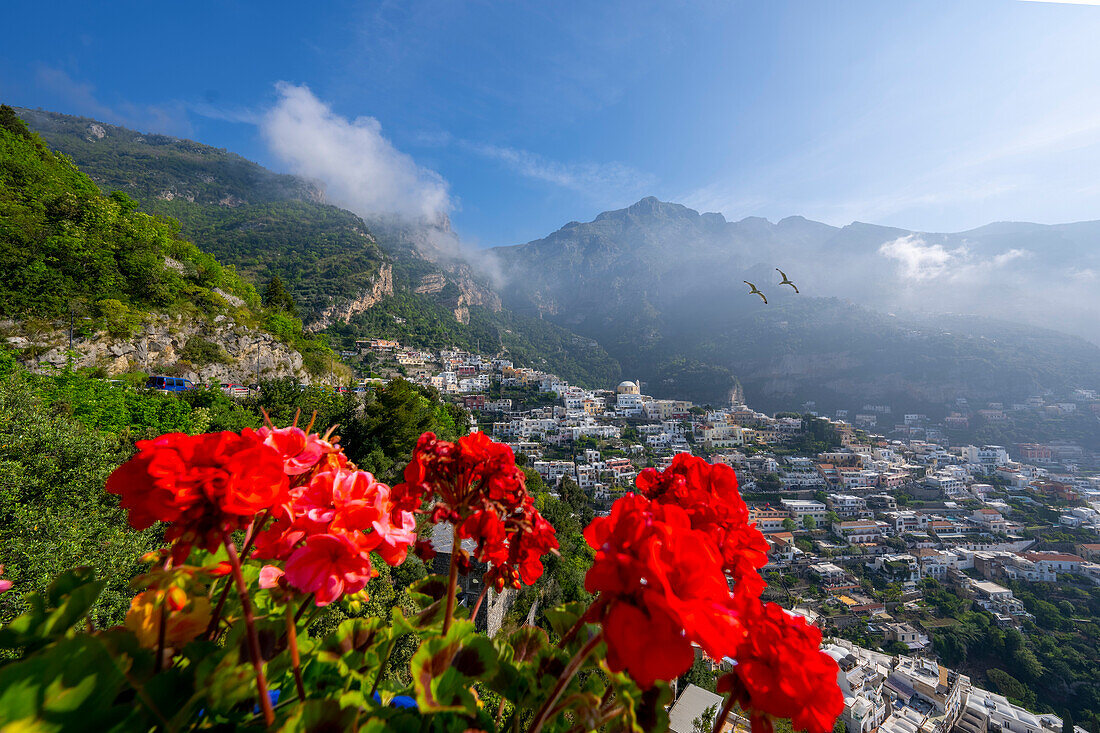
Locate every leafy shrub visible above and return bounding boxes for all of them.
[0,427,844,732]
[95,299,140,337]
[179,335,231,365]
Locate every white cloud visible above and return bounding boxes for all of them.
[261,82,452,224]
[878,236,1031,283]
[991,248,1029,266]
[879,236,967,281]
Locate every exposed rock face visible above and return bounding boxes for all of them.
[415,273,446,295]
[213,288,246,308]
[15,315,308,384]
[448,263,502,312]
[305,263,394,332]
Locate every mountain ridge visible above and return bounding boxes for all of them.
[15,106,622,388]
[490,196,1100,410]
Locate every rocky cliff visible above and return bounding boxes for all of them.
[7,315,309,385]
[305,263,394,332]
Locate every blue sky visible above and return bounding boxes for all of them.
[3,0,1100,246]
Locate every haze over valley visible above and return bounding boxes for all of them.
[14,106,1100,416]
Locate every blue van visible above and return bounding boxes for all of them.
[146,376,194,392]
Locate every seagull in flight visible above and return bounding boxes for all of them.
[743,281,767,304]
[776,268,799,293]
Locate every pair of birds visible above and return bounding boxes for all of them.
[743,269,798,304]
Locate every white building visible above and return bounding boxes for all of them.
[781,499,827,523]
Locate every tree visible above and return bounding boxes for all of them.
[681,657,717,693]
[262,275,297,315]
[780,574,798,604]
[987,669,1029,705]
[803,514,817,531]
[1063,710,1074,733]
[692,703,719,733]
[782,517,797,532]
[341,379,464,481]
[825,511,840,527]
[757,472,782,491]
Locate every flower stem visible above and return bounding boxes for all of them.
[557,599,598,648]
[206,511,271,640]
[369,640,396,698]
[153,596,168,674]
[222,531,275,728]
[470,581,490,624]
[712,693,737,733]
[442,524,460,635]
[528,631,603,733]
[294,593,315,623]
[285,604,306,703]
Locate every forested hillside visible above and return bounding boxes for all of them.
[17,107,622,387]
[0,106,257,321]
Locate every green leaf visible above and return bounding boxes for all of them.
[0,569,105,650]
[410,619,498,714]
[509,625,549,665]
[278,699,358,732]
[451,634,498,680]
[407,574,448,610]
[0,636,130,732]
[45,567,98,607]
[543,601,587,641]
[195,653,258,715]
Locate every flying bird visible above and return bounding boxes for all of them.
[743,281,767,304]
[776,268,799,293]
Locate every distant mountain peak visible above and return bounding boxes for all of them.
[593,196,699,223]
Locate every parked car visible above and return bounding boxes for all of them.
[146,376,194,392]
[220,383,250,397]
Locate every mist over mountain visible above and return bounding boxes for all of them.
[18,105,1100,413]
[491,197,1100,410]
[14,107,622,387]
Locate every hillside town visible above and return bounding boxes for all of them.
[356,336,1100,733]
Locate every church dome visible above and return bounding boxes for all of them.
[616,380,640,395]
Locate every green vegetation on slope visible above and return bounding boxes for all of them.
[0,104,342,374]
[15,106,317,205]
[0,347,467,628]
[143,199,385,315]
[326,287,622,387]
[923,576,1100,722]
[17,107,622,387]
[0,106,257,321]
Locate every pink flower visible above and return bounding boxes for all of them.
[258,565,285,589]
[255,426,334,476]
[283,534,375,606]
[0,565,11,595]
[371,499,418,566]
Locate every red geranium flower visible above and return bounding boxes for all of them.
[584,493,745,686]
[106,431,288,561]
[252,465,417,604]
[283,533,375,606]
[397,432,558,590]
[255,426,339,477]
[720,602,844,733]
[637,453,770,600]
